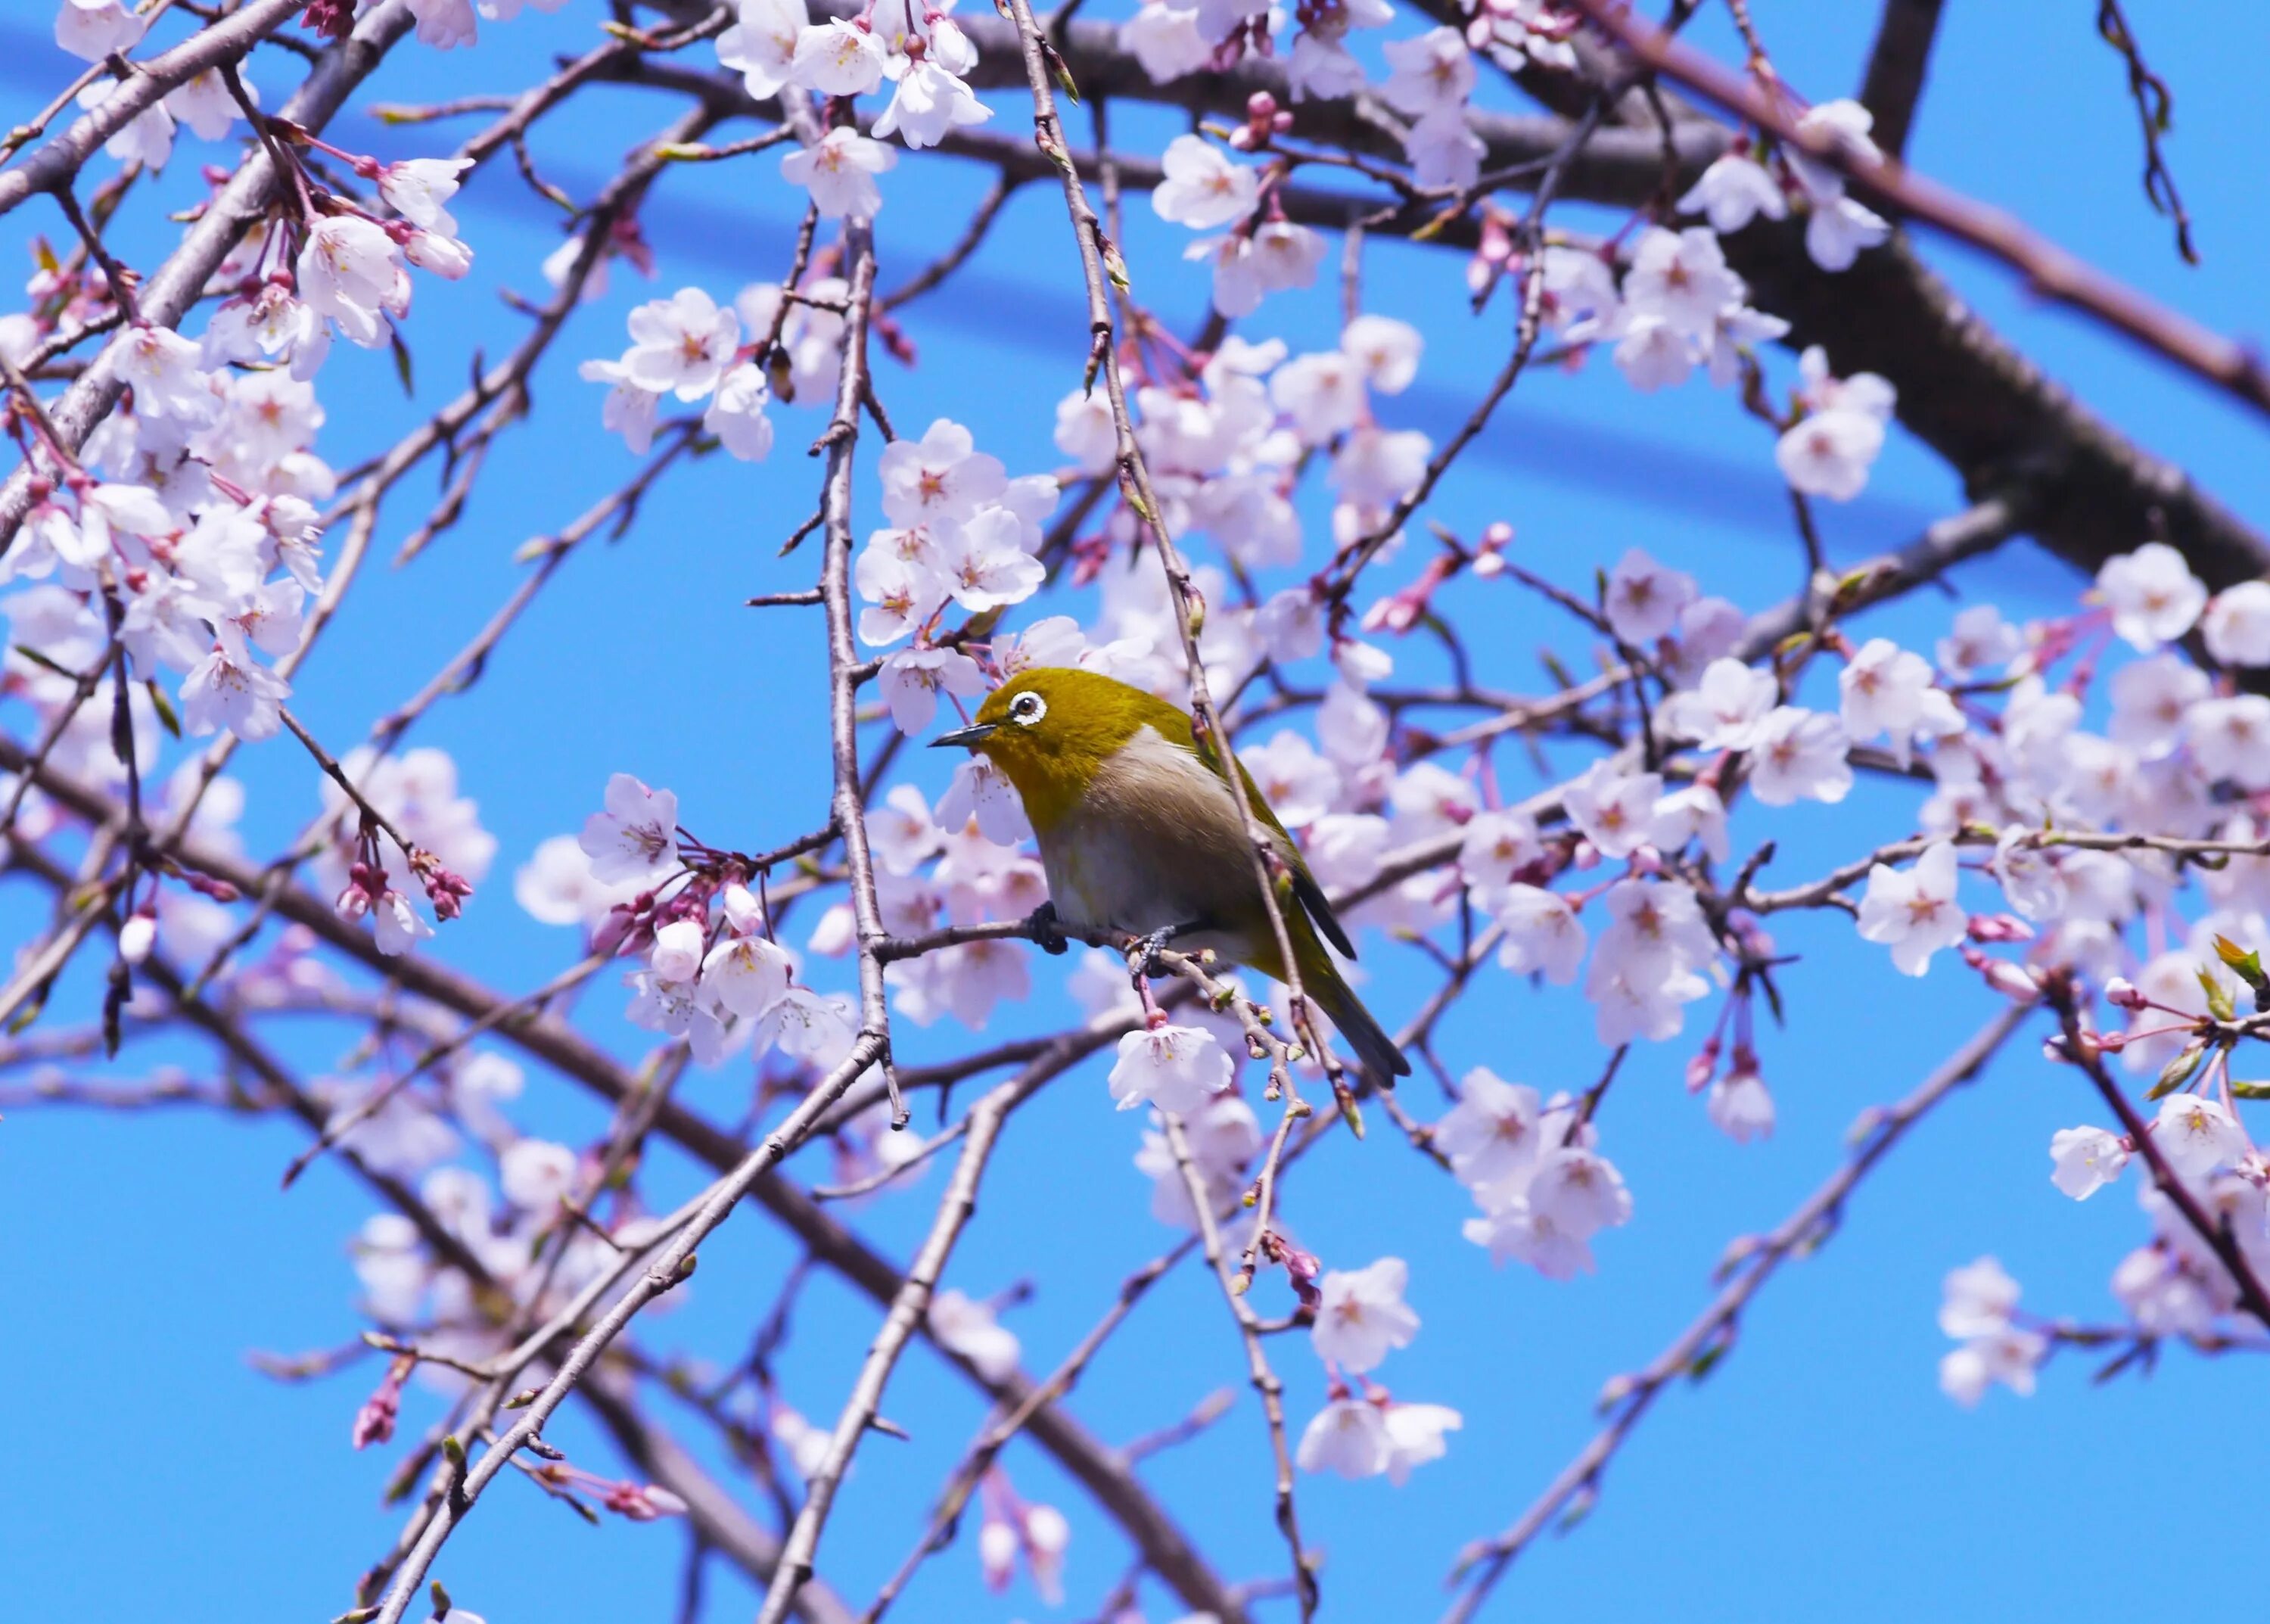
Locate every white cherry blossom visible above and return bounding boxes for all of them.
[1311,1257,1420,1373]
[1152,135,1259,229]
[1855,841,1967,975]
[1107,1024,1233,1115]
[781,128,897,219]
[2049,1125,2129,1200]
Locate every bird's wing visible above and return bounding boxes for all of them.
[1175,707,1360,962]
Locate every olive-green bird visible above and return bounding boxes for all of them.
[931,667,1410,1082]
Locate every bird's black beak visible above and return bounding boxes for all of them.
[930,722,997,749]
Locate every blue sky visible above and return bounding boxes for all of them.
[2,3,2266,1622]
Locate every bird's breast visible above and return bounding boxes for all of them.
[1035,724,1264,952]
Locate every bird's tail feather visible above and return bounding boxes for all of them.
[1298,938,1410,1083]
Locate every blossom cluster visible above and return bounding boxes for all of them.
[1297,1255,1463,1484]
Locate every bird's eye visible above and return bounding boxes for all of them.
[1011,692,1046,726]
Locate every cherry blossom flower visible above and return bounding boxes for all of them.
[2097,541,2206,652]
[1404,113,1485,191]
[755,985,854,1062]
[1295,1397,1391,1478]
[700,930,793,1022]
[1603,547,1697,645]
[1777,402,1886,499]
[938,757,1033,845]
[791,18,886,95]
[179,626,288,740]
[1563,761,1662,859]
[1312,1257,1420,1372]
[879,419,1008,527]
[166,67,254,142]
[1379,26,1474,117]
[1244,732,1339,829]
[1152,135,1258,229]
[1341,313,1423,394]
[704,362,775,461]
[874,58,991,150]
[115,323,217,427]
[781,127,897,219]
[1457,808,1540,891]
[578,773,679,884]
[76,80,173,171]
[1053,387,1117,473]
[1746,706,1854,805]
[623,287,740,400]
[372,889,435,957]
[1135,1091,1260,1227]
[1936,603,2024,680]
[1612,315,1696,393]
[630,976,725,1065]
[2049,1125,2129,1199]
[2154,1091,2247,1178]
[406,0,478,48]
[1381,1402,1461,1484]
[1676,151,1786,233]
[1664,656,1777,751]
[56,0,145,60]
[1706,1056,1774,1143]
[1491,885,1586,985]
[649,917,705,984]
[1107,1024,1233,1115]
[578,358,661,455]
[937,510,1044,612]
[1805,194,1892,272]
[1939,1325,2046,1406]
[378,157,471,235]
[500,1139,577,1212]
[2202,580,2270,666]
[1118,0,1207,80]
[878,646,985,733]
[2187,695,2270,789]
[1623,226,1745,337]
[1435,1069,1542,1190]
[1856,841,1967,975]
[717,0,809,98]
[1839,638,1964,766]
[297,216,405,349]
[1939,1255,2020,1339]
[929,1289,1022,1380]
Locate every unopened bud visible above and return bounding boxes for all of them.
[117,911,156,966]
[1966,912,2035,944]
[2105,975,2146,1010]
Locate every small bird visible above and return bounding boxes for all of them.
[932,667,1410,1081]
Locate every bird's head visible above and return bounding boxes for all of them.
[930,667,1163,823]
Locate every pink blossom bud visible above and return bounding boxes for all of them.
[1966,912,2035,944]
[2105,976,2146,1010]
[601,1480,689,1520]
[334,883,371,922]
[1961,947,2040,1001]
[406,231,473,281]
[2093,1028,2128,1053]
[352,1357,410,1450]
[1684,1039,1720,1094]
[1569,839,1600,870]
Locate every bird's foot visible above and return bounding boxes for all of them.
[1124,925,1178,983]
[1024,901,1069,957]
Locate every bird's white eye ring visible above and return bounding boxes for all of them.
[1010,691,1046,726]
